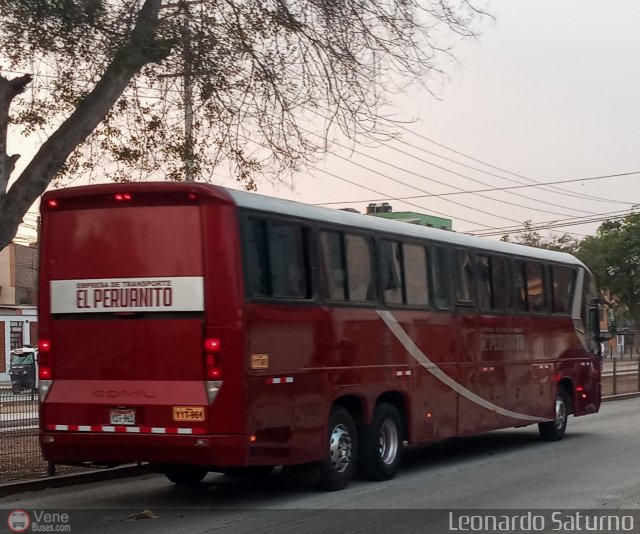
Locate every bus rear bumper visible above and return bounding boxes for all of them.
[40,431,248,467]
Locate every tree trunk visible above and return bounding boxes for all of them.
[0,0,170,252]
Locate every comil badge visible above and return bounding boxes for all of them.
[7,510,30,533]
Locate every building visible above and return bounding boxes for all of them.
[0,242,39,381]
[0,242,38,306]
[365,203,453,230]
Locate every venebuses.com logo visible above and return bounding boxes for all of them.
[6,510,71,532]
[7,510,30,533]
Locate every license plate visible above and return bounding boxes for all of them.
[172,406,205,422]
[110,409,136,425]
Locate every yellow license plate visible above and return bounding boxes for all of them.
[172,406,205,422]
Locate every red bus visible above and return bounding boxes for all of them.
[38,182,606,491]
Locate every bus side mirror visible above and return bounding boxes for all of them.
[589,301,612,342]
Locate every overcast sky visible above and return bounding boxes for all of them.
[15,1,640,243]
[245,0,640,240]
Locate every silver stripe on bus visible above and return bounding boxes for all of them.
[377,310,548,422]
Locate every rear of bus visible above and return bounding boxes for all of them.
[39,183,249,470]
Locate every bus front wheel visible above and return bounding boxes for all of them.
[317,406,358,491]
[538,389,570,442]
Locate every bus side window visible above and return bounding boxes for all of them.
[268,222,310,298]
[245,218,311,299]
[345,234,375,303]
[431,245,450,309]
[381,240,403,305]
[513,260,528,311]
[320,231,346,301]
[492,255,512,310]
[551,265,575,315]
[380,241,429,307]
[526,261,546,313]
[403,243,429,306]
[320,231,375,303]
[246,218,270,297]
[476,254,492,311]
[455,250,475,306]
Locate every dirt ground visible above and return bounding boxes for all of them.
[0,430,91,483]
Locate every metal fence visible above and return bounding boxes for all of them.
[602,359,640,397]
[0,385,90,483]
[1,359,639,484]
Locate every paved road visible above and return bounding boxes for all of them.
[1,397,639,533]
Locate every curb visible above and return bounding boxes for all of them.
[602,392,640,402]
[0,464,151,499]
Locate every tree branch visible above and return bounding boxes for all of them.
[0,73,32,195]
[0,0,171,251]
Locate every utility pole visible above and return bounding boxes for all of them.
[160,0,202,181]
[182,2,195,181]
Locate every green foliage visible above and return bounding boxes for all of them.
[500,221,579,254]
[576,214,640,327]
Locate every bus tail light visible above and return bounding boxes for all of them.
[204,337,222,380]
[38,339,53,380]
[38,339,54,402]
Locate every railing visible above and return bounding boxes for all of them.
[0,386,89,483]
[602,359,640,397]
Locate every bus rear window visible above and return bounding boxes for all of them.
[46,205,203,279]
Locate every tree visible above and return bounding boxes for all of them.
[576,214,640,328]
[0,0,487,251]
[501,221,580,254]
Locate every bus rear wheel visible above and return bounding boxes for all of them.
[538,389,570,442]
[358,403,403,481]
[317,406,358,491]
[161,465,208,486]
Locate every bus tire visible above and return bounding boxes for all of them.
[358,403,403,481]
[161,465,208,486]
[317,406,358,491]
[538,388,570,442]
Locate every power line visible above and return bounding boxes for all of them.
[316,170,640,204]
[390,122,634,207]
[468,209,635,237]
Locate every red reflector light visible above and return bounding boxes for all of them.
[40,367,52,380]
[114,193,133,202]
[207,367,222,380]
[38,339,52,380]
[47,199,58,208]
[187,193,197,201]
[204,337,222,380]
[204,338,220,352]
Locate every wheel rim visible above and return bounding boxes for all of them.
[554,396,567,430]
[378,420,399,466]
[329,423,353,473]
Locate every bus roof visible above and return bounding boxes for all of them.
[42,181,584,268]
[224,187,585,267]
